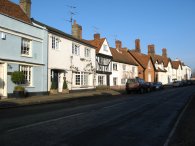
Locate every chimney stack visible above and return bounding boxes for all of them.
[72,20,82,39]
[94,33,100,40]
[20,0,31,18]
[162,48,167,57]
[115,40,122,49]
[135,39,141,53]
[148,44,155,58]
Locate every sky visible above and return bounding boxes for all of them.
[12,0,195,71]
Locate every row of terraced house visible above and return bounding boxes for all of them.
[0,0,192,98]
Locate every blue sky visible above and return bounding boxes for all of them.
[12,0,195,70]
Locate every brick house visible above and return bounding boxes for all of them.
[128,39,155,82]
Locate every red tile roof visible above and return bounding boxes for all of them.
[171,61,182,69]
[110,48,138,66]
[85,38,106,54]
[0,0,31,23]
[129,51,151,69]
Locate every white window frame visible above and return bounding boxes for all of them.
[121,78,126,84]
[113,63,117,71]
[113,77,117,86]
[123,65,126,71]
[85,47,91,58]
[51,36,60,50]
[72,43,80,56]
[75,72,89,86]
[19,65,32,86]
[21,38,31,57]
[98,76,104,85]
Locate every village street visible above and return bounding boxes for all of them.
[0,86,195,146]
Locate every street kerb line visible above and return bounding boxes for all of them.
[6,112,85,133]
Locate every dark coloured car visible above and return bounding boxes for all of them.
[126,77,149,94]
[153,82,163,90]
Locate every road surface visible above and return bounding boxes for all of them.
[0,86,195,146]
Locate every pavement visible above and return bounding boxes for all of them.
[167,93,195,146]
[0,89,125,109]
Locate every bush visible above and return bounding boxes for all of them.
[11,71,25,85]
[51,80,58,89]
[63,80,67,89]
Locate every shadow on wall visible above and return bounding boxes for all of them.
[0,78,5,97]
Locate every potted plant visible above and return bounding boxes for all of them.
[50,80,58,94]
[62,80,69,94]
[11,71,25,98]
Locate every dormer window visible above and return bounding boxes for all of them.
[21,38,31,56]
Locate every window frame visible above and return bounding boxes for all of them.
[72,43,80,56]
[21,38,31,57]
[19,65,32,86]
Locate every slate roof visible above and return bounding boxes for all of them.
[0,0,31,23]
[110,48,138,66]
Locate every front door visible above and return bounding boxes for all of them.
[0,64,5,97]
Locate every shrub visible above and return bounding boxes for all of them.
[63,80,67,89]
[51,80,58,89]
[11,71,25,85]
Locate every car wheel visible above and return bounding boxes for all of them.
[140,88,144,94]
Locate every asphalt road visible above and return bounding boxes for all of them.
[0,86,195,146]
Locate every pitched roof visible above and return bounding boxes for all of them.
[85,38,106,54]
[129,51,151,69]
[150,54,171,67]
[110,48,138,66]
[171,61,182,69]
[31,19,96,49]
[0,0,31,23]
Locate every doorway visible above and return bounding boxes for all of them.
[0,64,5,97]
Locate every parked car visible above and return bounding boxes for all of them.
[153,82,163,90]
[126,77,149,94]
[172,81,182,87]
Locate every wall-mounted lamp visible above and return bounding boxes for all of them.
[1,32,6,40]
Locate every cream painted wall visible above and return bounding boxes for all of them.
[98,39,112,56]
[110,61,138,86]
[48,33,96,91]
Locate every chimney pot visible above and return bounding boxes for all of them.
[148,44,155,58]
[94,33,100,40]
[72,20,82,39]
[162,48,167,57]
[115,40,122,49]
[19,0,31,18]
[135,39,141,53]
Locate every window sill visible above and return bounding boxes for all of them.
[21,55,32,58]
[24,86,35,88]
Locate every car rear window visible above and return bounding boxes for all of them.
[127,79,136,84]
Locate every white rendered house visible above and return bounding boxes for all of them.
[33,20,96,92]
[110,40,138,88]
